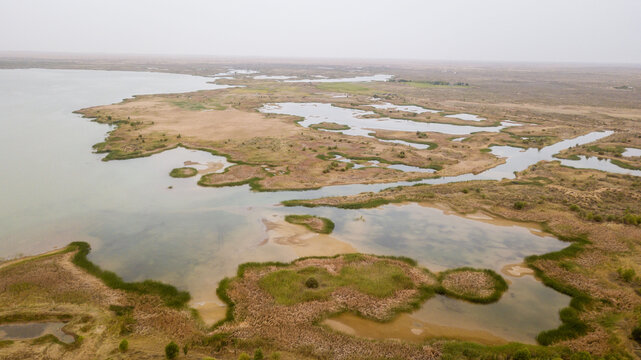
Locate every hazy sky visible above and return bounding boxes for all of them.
[1,0,640,63]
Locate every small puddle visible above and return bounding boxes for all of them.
[0,322,74,343]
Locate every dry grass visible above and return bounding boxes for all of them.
[217,254,440,360]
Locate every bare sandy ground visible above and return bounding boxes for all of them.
[261,217,356,257]
[501,263,535,277]
[87,97,300,141]
[323,312,507,346]
[184,160,225,174]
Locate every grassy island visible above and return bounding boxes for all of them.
[309,122,350,131]
[284,214,335,234]
[169,166,198,178]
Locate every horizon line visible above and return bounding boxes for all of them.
[1,50,640,68]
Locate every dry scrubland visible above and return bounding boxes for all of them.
[2,57,641,359]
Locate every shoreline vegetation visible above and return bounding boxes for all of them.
[309,122,350,131]
[69,242,191,308]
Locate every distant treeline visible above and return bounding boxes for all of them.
[389,79,469,86]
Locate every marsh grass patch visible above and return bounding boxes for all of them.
[284,215,335,234]
[169,167,198,178]
[258,261,416,306]
[437,268,508,303]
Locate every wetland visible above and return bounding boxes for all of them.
[2,62,641,359]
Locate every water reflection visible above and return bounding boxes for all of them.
[560,155,641,177]
[260,102,519,148]
[326,275,567,344]
[0,322,73,343]
[370,102,439,114]
[285,74,392,83]
[622,148,641,157]
[445,113,486,122]
[332,155,435,173]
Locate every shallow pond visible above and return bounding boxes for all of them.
[212,69,258,76]
[259,102,520,148]
[253,75,297,80]
[559,155,641,177]
[286,74,393,83]
[622,148,641,157]
[370,102,440,114]
[445,113,486,121]
[0,322,74,343]
[332,155,435,173]
[0,68,617,344]
[325,275,566,344]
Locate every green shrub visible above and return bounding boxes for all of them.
[118,339,128,352]
[270,352,281,360]
[165,341,179,359]
[513,347,531,360]
[305,277,319,289]
[536,307,588,345]
[631,326,641,343]
[570,351,592,360]
[514,201,527,210]
[238,353,251,360]
[183,344,189,355]
[254,348,264,360]
[617,267,636,282]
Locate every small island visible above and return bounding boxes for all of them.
[169,166,198,178]
[284,214,335,234]
[310,122,351,131]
